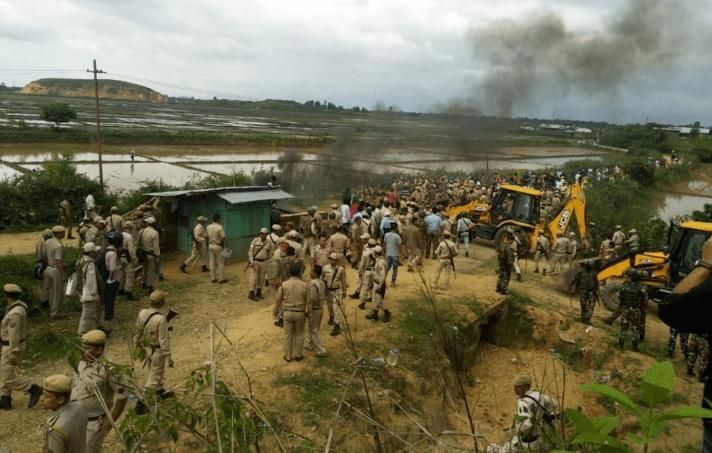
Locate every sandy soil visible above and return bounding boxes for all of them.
[0,234,704,452]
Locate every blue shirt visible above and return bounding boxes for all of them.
[383,231,402,257]
[380,217,393,237]
[424,214,442,234]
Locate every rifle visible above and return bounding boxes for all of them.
[442,241,456,278]
[245,239,269,271]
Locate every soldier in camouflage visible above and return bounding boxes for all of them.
[496,229,515,295]
[573,260,598,325]
[687,334,710,382]
[617,270,647,352]
[667,328,690,359]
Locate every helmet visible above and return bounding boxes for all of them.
[107,231,124,248]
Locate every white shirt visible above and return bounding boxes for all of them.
[85,194,95,211]
[340,204,351,225]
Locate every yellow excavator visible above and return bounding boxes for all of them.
[447,182,588,255]
[595,220,712,308]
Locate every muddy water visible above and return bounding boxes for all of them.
[657,190,711,220]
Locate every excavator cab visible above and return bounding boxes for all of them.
[667,221,712,285]
[490,187,541,225]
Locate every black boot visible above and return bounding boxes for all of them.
[274,318,284,328]
[180,263,187,273]
[366,309,379,321]
[328,316,334,326]
[0,395,11,410]
[667,350,674,359]
[618,339,625,349]
[382,310,392,323]
[248,291,258,302]
[27,384,42,408]
[465,251,469,257]
[202,265,209,273]
[135,400,148,415]
[517,273,522,282]
[358,302,366,310]
[349,292,360,299]
[542,269,547,276]
[687,367,695,377]
[330,324,341,336]
[256,289,263,300]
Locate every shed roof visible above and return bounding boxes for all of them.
[145,186,295,204]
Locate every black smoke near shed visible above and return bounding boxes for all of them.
[469,0,697,117]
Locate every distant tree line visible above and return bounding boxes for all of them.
[303,99,368,112]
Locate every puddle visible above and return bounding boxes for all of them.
[657,193,711,220]
[0,164,20,181]
[155,152,318,163]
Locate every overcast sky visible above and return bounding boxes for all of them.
[1,0,710,125]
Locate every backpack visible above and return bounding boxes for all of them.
[96,248,109,282]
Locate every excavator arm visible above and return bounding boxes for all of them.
[545,182,588,248]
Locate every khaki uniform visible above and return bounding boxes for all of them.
[249,236,275,292]
[372,256,387,310]
[348,222,368,265]
[551,237,570,273]
[612,230,626,257]
[138,226,160,288]
[44,237,65,318]
[120,231,137,294]
[43,401,88,453]
[135,308,171,389]
[286,239,305,259]
[534,236,550,273]
[312,244,331,268]
[78,256,102,335]
[0,300,30,397]
[71,358,128,452]
[305,278,327,355]
[358,248,376,306]
[59,200,73,239]
[599,239,614,260]
[184,223,207,270]
[402,224,423,269]
[322,264,347,326]
[107,214,123,233]
[274,277,308,361]
[328,232,350,269]
[433,239,457,289]
[566,239,578,269]
[206,222,226,281]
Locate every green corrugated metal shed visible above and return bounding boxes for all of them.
[145,186,294,262]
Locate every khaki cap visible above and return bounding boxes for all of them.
[51,225,66,233]
[629,229,637,233]
[81,329,106,346]
[260,227,269,234]
[149,290,166,306]
[443,231,451,237]
[367,238,377,246]
[329,252,339,260]
[197,216,207,222]
[615,225,622,229]
[110,206,119,212]
[512,374,532,386]
[271,224,282,231]
[145,217,156,224]
[373,245,383,254]
[42,374,73,393]
[286,231,299,239]
[3,283,21,294]
[359,233,371,240]
[95,218,106,225]
[123,221,133,228]
[42,229,53,239]
[330,203,338,209]
[83,243,97,253]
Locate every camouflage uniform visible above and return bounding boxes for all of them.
[496,243,515,295]
[576,265,598,324]
[687,334,710,380]
[667,328,690,359]
[618,281,647,351]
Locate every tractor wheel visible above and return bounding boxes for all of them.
[599,282,623,312]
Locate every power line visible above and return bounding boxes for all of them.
[108,72,259,101]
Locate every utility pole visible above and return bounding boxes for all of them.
[87,59,106,190]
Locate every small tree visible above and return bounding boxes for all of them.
[40,102,77,130]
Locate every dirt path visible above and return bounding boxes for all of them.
[0,238,704,451]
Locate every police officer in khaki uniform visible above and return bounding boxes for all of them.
[138,217,161,291]
[328,228,350,269]
[551,234,570,274]
[0,284,42,410]
[107,206,123,233]
[120,221,138,301]
[44,225,66,318]
[273,263,308,362]
[78,243,102,335]
[59,199,75,240]
[248,228,275,301]
[357,239,377,310]
[71,330,127,452]
[206,213,227,284]
[36,229,53,304]
[533,234,550,275]
[322,253,348,336]
[134,291,174,395]
[612,225,626,257]
[41,374,87,453]
[305,266,327,357]
[365,246,391,322]
[180,216,208,274]
[433,231,458,290]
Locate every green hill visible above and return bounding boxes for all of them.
[20,78,168,103]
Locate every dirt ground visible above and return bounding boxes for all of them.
[0,233,705,452]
